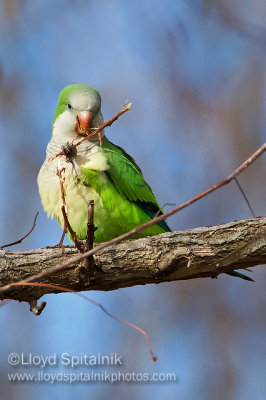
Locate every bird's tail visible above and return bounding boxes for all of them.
[226,269,254,282]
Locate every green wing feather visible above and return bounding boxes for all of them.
[102,137,171,232]
[101,139,253,281]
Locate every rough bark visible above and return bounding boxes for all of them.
[0,217,266,303]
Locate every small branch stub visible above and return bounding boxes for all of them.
[29,300,47,316]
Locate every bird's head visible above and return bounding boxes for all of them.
[52,84,104,142]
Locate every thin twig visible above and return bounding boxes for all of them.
[56,167,83,252]
[234,177,256,218]
[49,103,132,161]
[86,200,96,251]
[58,225,67,250]
[61,206,83,253]
[56,168,67,248]
[56,167,66,206]
[6,281,157,361]
[84,200,97,275]
[0,212,39,250]
[153,203,176,219]
[0,143,265,292]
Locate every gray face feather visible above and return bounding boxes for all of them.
[69,87,101,114]
[39,86,107,188]
[52,86,104,145]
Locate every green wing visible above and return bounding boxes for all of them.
[102,137,171,232]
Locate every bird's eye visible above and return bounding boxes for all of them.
[67,103,72,110]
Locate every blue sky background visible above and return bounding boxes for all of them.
[0,1,266,399]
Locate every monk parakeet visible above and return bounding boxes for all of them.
[38,84,253,282]
[38,84,171,243]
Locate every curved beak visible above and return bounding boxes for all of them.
[76,111,94,135]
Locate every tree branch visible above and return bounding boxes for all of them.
[1,217,266,303]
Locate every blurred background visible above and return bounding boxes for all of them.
[0,0,266,398]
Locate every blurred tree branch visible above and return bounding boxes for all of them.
[0,216,265,302]
[200,1,266,46]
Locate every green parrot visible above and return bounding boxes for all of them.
[38,84,171,243]
[37,84,252,282]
